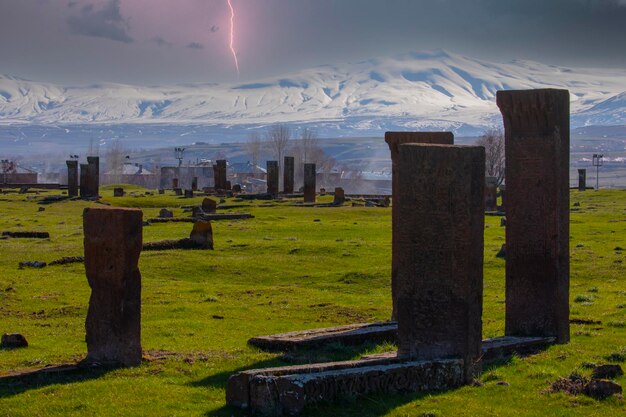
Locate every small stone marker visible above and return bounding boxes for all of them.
[83,207,142,366]
[159,208,173,218]
[1,333,28,348]
[578,169,586,192]
[184,189,194,198]
[232,184,242,193]
[174,188,182,196]
[266,161,279,196]
[333,187,345,205]
[66,160,78,197]
[303,163,316,203]
[385,131,454,321]
[158,189,164,195]
[191,207,204,218]
[202,197,217,213]
[283,156,295,194]
[396,143,485,382]
[113,187,124,197]
[189,220,213,249]
[497,89,570,344]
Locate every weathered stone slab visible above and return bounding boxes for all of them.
[303,163,316,203]
[497,89,570,344]
[248,322,397,352]
[283,156,294,194]
[229,358,463,415]
[578,169,586,191]
[395,144,484,382]
[333,187,345,205]
[172,178,179,189]
[189,220,213,249]
[384,132,454,320]
[83,207,142,367]
[191,176,198,191]
[113,187,124,197]
[267,161,279,196]
[202,197,217,213]
[66,160,78,197]
[485,176,498,212]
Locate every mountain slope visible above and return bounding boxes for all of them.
[1,50,625,135]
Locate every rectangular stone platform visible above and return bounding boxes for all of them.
[227,357,463,415]
[248,322,398,352]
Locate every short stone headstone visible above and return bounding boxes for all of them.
[232,184,242,193]
[184,189,193,198]
[114,187,124,197]
[1,333,28,348]
[159,208,174,218]
[190,220,213,249]
[202,198,217,213]
[396,143,485,383]
[319,187,326,195]
[83,207,142,366]
[158,189,164,195]
[497,89,570,344]
[333,187,345,205]
[191,207,204,218]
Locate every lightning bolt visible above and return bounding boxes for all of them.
[227,0,240,76]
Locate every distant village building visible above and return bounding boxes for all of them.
[102,163,158,188]
[1,161,38,184]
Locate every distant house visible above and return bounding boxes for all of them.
[1,163,38,184]
[102,163,158,188]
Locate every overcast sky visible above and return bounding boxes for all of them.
[1,0,625,85]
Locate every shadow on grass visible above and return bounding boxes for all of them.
[0,363,114,399]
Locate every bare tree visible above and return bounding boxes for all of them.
[244,132,262,177]
[266,124,291,186]
[476,129,505,185]
[104,139,126,184]
[300,128,318,163]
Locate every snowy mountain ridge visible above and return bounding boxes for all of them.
[1,50,625,135]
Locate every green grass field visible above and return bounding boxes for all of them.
[1,185,625,416]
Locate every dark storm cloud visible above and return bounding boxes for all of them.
[67,0,133,43]
[0,0,625,84]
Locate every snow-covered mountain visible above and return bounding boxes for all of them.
[1,50,625,135]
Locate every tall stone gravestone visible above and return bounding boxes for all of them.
[303,163,316,203]
[578,169,586,192]
[396,143,485,382]
[384,132,454,321]
[266,161,279,196]
[215,160,227,190]
[79,164,88,198]
[192,176,198,191]
[172,178,179,189]
[66,160,78,197]
[497,89,570,344]
[283,156,295,194]
[485,176,498,212]
[86,156,100,198]
[83,207,143,366]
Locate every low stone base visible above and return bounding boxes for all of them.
[227,357,463,415]
[248,322,397,352]
[249,323,554,360]
[147,213,254,223]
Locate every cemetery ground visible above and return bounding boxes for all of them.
[0,186,625,416]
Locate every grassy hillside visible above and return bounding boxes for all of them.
[0,186,625,416]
